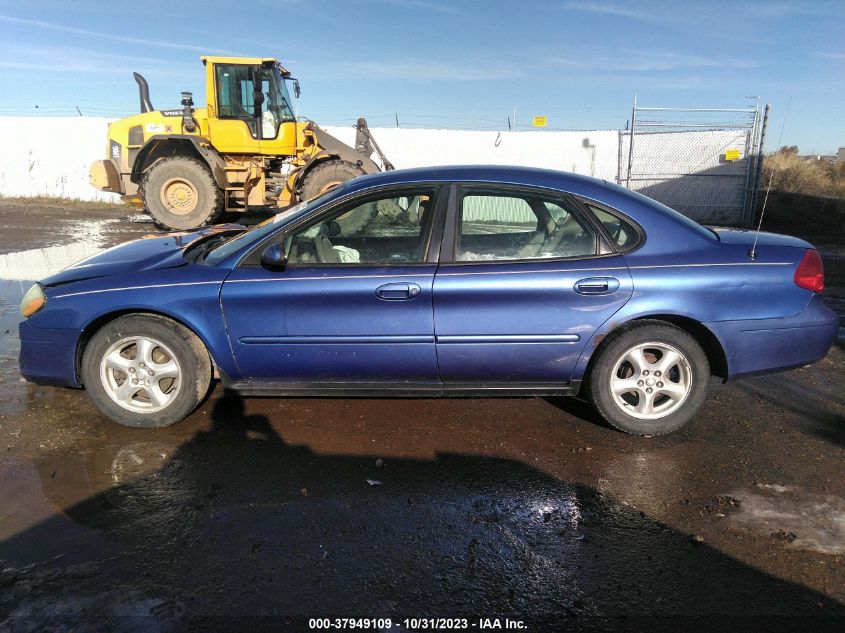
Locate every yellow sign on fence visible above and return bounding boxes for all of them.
[532,115,547,128]
[724,149,741,161]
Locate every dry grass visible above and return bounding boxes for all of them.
[0,194,128,208]
[763,150,845,199]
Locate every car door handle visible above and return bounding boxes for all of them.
[574,277,619,295]
[376,283,421,300]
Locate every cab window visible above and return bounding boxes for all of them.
[215,65,259,137]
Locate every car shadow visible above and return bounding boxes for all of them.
[731,371,845,446]
[542,395,613,430]
[1,393,843,632]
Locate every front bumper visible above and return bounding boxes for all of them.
[18,320,82,388]
[707,294,839,380]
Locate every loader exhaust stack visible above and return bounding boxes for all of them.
[133,72,154,114]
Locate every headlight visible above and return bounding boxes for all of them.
[20,284,46,317]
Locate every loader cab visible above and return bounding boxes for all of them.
[203,56,300,155]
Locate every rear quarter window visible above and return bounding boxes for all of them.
[583,203,641,252]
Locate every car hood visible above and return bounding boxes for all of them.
[40,224,244,287]
[708,227,813,249]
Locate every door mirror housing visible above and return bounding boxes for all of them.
[260,242,287,270]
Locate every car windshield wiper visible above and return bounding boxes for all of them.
[185,233,241,263]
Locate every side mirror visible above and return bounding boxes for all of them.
[260,242,287,270]
[293,79,301,98]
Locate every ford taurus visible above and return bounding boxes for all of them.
[18,166,837,435]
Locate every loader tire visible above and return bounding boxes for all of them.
[300,160,374,234]
[142,157,223,230]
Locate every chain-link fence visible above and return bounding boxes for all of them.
[618,103,766,226]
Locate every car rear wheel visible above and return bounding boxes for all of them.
[585,320,709,436]
[81,314,212,428]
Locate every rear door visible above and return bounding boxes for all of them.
[433,184,633,389]
[220,185,447,387]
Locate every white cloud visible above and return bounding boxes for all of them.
[380,0,463,15]
[546,49,756,72]
[742,1,843,18]
[334,60,522,81]
[561,1,656,20]
[0,14,224,53]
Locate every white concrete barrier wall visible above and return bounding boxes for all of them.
[0,116,620,202]
[0,117,118,201]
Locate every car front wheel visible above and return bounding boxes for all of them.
[586,320,710,436]
[81,314,212,428]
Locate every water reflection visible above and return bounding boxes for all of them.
[0,279,27,413]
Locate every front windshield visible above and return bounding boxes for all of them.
[265,64,295,124]
[203,201,311,265]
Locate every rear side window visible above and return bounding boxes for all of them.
[457,188,597,261]
[584,203,640,251]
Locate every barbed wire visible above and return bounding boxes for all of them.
[0,106,625,132]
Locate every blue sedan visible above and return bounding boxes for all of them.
[18,166,837,435]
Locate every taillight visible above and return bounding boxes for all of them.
[794,249,824,293]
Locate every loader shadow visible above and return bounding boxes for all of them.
[1,393,843,632]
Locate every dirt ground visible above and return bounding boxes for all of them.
[0,200,843,632]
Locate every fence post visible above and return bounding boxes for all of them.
[625,93,637,188]
[741,100,759,226]
[749,104,770,227]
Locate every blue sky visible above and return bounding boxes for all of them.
[0,0,842,152]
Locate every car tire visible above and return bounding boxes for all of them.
[81,314,212,428]
[585,320,709,436]
[142,157,223,230]
[300,160,373,233]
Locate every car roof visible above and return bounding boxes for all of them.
[343,165,612,197]
[332,164,718,251]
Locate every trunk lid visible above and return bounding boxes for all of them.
[708,227,813,249]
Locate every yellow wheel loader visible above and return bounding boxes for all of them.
[89,56,393,230]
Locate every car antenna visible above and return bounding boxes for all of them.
[750,97,791,260]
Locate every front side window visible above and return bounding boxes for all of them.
[456,188,597,261]
[285,189,436,265]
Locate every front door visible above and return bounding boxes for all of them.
[433,184,633,388]
[220,185,446,387]
[208,63,262,154]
